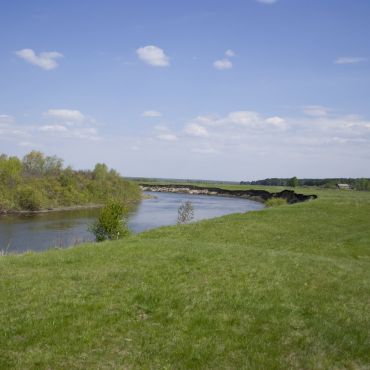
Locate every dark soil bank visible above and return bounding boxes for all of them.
[140,184,317,204]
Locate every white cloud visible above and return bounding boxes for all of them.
[184,123,209,137]
[190,115,218,126]
[334,57,366,65]
[256,0,277,4]
[1,107,370,180]
[265,116,286,128]
[157,134,178,141]
[191,147,216,154]
[142,110,162,117]
[39,124,68,132]
[0,114,14,125]
[303,105,331,117]
[213,58,232,70]
[38,124,99,140]
[225,49,236,57]
[154,124,168,131]
[136,45,170,67]
[19,141,39,147]
[187,111,263,129]
[44,109,86,123]
[225,111,260,126]
[72,127,100,141]
[15,48,63,70]
[179,108,370,159]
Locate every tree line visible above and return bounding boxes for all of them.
[240,177,370,190]
[0,151,141,212]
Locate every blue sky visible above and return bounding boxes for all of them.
[1,0,369,180]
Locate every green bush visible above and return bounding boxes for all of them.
[16,186,45,211]
[265,197,287,207]
[0,192,13,213]
[90,200,130,242]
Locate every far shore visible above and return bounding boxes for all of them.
[0,204,103,216]
[140,184,318,204]
[0,193,157,216]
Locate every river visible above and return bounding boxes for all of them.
[0,192,264,253]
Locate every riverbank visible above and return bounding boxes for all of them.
[0,193,149,216]
[140,183,318,204]
[0,203,103,215]
[1,186,369,368]
[0,152,141,214]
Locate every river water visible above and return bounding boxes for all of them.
[0,192,264,253]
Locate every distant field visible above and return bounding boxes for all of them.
[1,186,370,369]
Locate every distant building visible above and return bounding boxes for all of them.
[336,183,351,190]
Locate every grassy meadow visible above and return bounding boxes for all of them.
[1,185,370,369]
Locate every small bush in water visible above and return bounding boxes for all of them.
[90,200,129,242]
[177,201,194,224]
[265,198,287,207]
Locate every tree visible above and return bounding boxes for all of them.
[354,178,370,191]
[0,155,22,187]
[93,163,109,181]
[22,151,46,177]
[44,155,63,176]
[288,176,299,188]
[90,200,129,242]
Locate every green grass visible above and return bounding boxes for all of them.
[1,187,370,369]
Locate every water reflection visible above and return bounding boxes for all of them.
[0,192,264,253]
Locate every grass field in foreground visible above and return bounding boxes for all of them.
[1,187,370,369]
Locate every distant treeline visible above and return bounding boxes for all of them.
[0,151,141,212]
[129,177,240,185]
[240,178,370,190]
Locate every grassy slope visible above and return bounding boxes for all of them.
[1,187,370,369]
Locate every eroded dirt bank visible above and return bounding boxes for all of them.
[140,184,317,204]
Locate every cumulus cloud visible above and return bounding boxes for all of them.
[187,111,265,129]
[225,111,261,126]
[72,127,100,141]
[142,110,162,117]
[226,111,366,153]
[19,141,39,148]
[213,58,232,70]
[0,114,14,125]
[303,105,331,117]
[183,112,284,138]
[154,124,168,131]
[265,116,286,128]
[184,123,209,137]
[38,125,99,141]
[43,109,86,123]
[136,45,170,67]
[15,48,63,70]
[191,147,216,154]
[225,49,236,57]
[157,134,178,141]
[39,124,68,132]
[180,108,370,156]
[334,57,366,65]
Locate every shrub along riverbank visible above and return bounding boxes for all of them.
[1,185,370,368]
[0,151,141,213]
